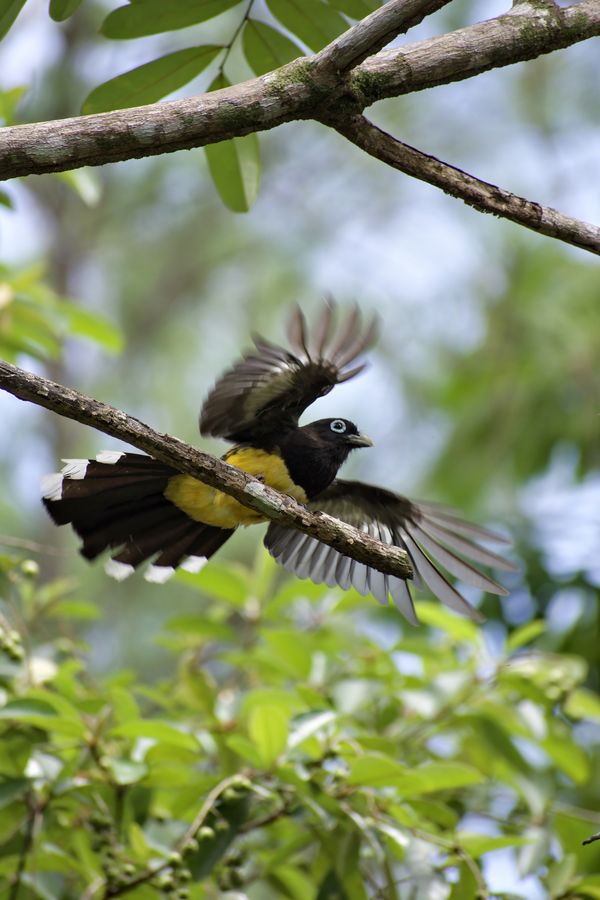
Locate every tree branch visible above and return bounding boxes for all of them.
[0,2,598,183]
[351,1,600,105]
[313,0,452,74]
[330,114,600,256]
[0,360,412,581]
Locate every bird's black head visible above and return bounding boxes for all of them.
[305,418,374,450]
[278,418,373,499]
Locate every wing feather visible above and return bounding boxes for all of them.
[264,479,514,624]
[199,303,377,442]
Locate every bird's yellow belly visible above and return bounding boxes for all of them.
[164,447,307,529]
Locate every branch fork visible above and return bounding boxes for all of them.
[1,1,599,253]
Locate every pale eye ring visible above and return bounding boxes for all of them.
[330,419,347,434]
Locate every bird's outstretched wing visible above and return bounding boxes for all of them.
[199,303,377,443]
[264,480,517,624]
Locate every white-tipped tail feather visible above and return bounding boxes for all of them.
[144,565,175,584]
[180,555,208,574]
[60,459,89,479]
[105,559,135,581]
[96,450,126,464]
[41,473,64,501]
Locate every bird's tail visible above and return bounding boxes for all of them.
[42,451,233,583]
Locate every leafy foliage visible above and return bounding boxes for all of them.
[422,245,600,504]
[0,263,122,362]
[1,552,599,898]
[71,0,380,211]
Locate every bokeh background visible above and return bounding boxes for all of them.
[1,2,599,897]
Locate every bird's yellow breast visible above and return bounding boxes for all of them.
[163,447,307,529]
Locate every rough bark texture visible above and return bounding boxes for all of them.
[332,115,600,255]
[1,1,599,253]
[0,360,413,580]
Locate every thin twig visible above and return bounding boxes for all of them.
[238,802,290,834]
[0,535,66,556]
[583,831,600,846]
[331,114,600,256]
[102,774,244,898]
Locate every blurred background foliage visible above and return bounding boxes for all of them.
[0,1,599,897]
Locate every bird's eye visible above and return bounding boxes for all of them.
[330,419,347,433]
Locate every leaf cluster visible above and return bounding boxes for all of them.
[1,550,599,898]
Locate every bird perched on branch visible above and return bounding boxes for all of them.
[42,304,515,624]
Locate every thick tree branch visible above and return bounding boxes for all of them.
[0,2,599,256]
[0,3,598,183]
[0,360,412,581]
[352,1,600,104]
[314,0,451,74]
[331,114,600,256]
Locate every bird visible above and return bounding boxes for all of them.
[42,303,515,624]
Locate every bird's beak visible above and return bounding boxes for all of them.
[346,432,373,448]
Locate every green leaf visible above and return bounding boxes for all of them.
[52,300,123,353]
[49,0,84,21]
[0,86,26,125]
[225,733,262,767]
[103,758,148,785]
[507,619,546,652]
[347,754,484,794]
[540,733,590,783]
[47,599,100,620]
[288,710,336,749]
[266,0,347,51]
[0,699,55,720]
[248,704,289,768]
[414,601,481,644]
[262,630,312,679]
[242,20,302,76]
[545,853,577,898]
[175,560,249,604]
[101,0,241,39]
[82,45,221,114]
[0,777,30,809]
[0,0,27,41]
[564,688,600,723]
[205,129,261,213]
[0,190,13,209]
[0,697,86,736]
[54,169,102,206]
[109,720,199,751]
[456,832,533,857]
[575,875,600,899]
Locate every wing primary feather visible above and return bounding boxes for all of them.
[286,305,311,359]
[311,301,335,359]
[328,304,361,363]
[335,553,354,590]
[402,534,485,623]
[334,314,379,369]
[280,533,312,569]
[337,362,368,383]
[322,547,344,588]
[418,517,518,572]
[304,539,333,583]
[393,529,422,590]
[406,522,509,596]
[294,536,323,580]
[421,508,511,544]
[389,577,419,625]
[367,568,389,606]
